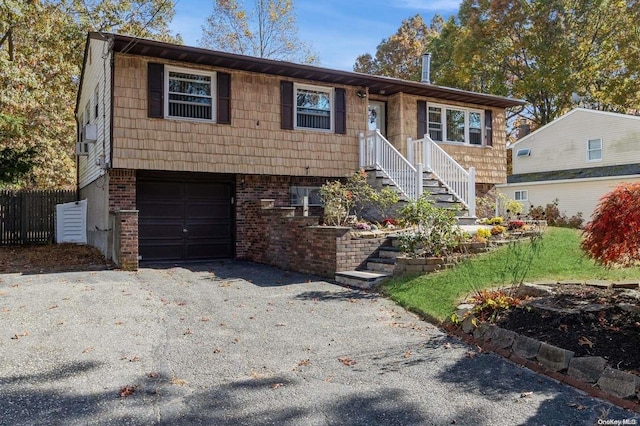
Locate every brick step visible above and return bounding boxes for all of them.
[378,247,401,259]
[366,258,396,273]
[335,270,390,289]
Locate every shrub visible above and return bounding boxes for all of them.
[471,290,524,322]
[476,228,492,239]
[528,199,583,229]
[320,169,399,226]
[581,182,640,266]
[397,195,461,257]
[490,225,506,236]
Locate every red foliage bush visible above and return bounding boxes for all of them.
[581,182,640,266]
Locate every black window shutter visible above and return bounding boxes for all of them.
[148,63,164,118]
[281,81,294,130]
[417,100,427,138]
[485,109,493,146]
[334,88,346,134]
[217,72,231,124]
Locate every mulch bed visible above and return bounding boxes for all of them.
[495,285,640,373]
[0,244,113,274]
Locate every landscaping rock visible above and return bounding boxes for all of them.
[473,322,492,340]
[567,357,608,383]
[612,281,640,289]
[491,328,517,349]
[514,283,555,298]
[585,280,612,289]
[619,303,640,314]
[461,315,477,334]
[597,368,640,399]
[536,343,574,372]
[512,335,541,360]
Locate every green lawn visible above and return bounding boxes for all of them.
[382,227,640,323]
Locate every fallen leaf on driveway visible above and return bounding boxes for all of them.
[443,343,452,350]
[183,329,193,335]
[520,392,533,398]
[82,346,94,353]
[49,305,58,309]
[171,377,188,386]
[119,385,136,397]
[568,403,587,410]
[338,357,357,366]
[404,351,412,359]
[558,324,568,332]
[148,372,159,378]
[270,383,284,390]
[298,359,311,367]
[578,336,594,348]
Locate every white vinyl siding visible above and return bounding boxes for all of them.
[498,176,640,220]
[77,38,111,189]
[165,66,216,121]
[428,103,484,145]
[587,138,602,162]
[511,109,640,175]
[294,83,333,131]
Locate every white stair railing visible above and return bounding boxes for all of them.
[409,136,476,217]
[359,130,423,200]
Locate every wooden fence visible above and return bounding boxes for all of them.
[0,190,77,245]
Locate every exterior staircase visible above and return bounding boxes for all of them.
[335,235,400,289]
[337,130,478,289]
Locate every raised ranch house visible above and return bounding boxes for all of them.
[75,32,524,271]
[498,108,640,219]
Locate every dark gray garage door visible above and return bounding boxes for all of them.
[137,175,233,262]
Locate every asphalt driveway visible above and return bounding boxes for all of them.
[0,261,637,425]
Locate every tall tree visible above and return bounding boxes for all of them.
[354,14,441,81]
[431,0,640,126]
[200,0,318,64]
[0,0,179,189]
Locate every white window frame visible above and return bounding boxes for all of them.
[294,83,334,132]
[514,190,528,201]
[290,186,324,206]
[428,103,485,146]
[164,65,216,122]
[516,148,531,157]
[587,138,602,162]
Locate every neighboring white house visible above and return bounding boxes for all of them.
[497,108,640,220]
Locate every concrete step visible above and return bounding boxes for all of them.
[456,216,478,226]
[335,270,390,289]
[366,258,396,273]
[378,247,401,259]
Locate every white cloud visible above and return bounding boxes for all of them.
[396,0,461,11]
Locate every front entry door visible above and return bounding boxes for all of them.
[368,101,386,137]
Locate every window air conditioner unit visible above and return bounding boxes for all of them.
[82,124,97,143]
[76,141,89,156]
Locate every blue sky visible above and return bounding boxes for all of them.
[170,0,461,71]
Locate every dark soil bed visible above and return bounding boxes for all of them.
[495,285,640,373]
[0,244,113,274]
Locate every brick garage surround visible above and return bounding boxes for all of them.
[108,169,138,270]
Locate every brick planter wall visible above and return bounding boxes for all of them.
[245,200,390,278]
[235,174,328,258]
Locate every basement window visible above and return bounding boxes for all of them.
[516,148,531,157]
[291,186,323,206]
[514,190,528,202]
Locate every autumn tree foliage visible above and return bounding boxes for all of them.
[200,0,318,64]
[581,182,640,266]
[0,0,179,189]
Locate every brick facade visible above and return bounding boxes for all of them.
[235,174,328,258]
[244,200,389,278]
[108,169,138,270]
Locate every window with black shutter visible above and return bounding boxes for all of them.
[148,63,164,118]
[217,72,231,124]
[281,81,294,130]
[485,110,493,146]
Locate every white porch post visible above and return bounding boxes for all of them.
[407,137,414,165]
[424,137,432,172]
[375,132,382,168]
[468,167,476,218]
[358,132,365,168]
[416,163,424,200]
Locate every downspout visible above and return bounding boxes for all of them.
[74,115,80,201]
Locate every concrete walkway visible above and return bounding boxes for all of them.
[0,261,637,425]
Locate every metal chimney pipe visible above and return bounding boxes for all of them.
[421,53,431,84]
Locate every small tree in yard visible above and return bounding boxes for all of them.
[581,182,640,266]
